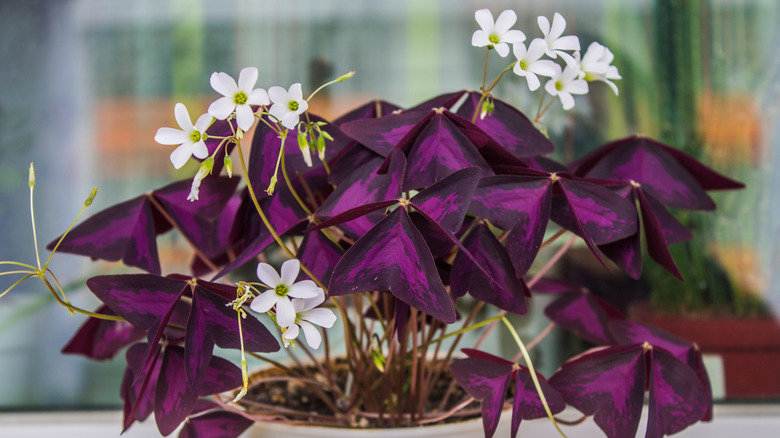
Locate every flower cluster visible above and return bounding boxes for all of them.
[473,10,621,110]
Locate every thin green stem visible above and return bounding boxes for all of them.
[534,96,557,125]
[0,261,37,270]
[280,144,312,216]
[29,177,41,270]
[0,274,35,299]
[267,131,287,195]
[40,276,125,321]
[485,63,515,93]
[307,71,355,102]
[422,315,504,348]
[501,317,567,438]
[44,200,90,271]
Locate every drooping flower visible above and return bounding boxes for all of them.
[154,103,212,169]
[268,83,309,130]
[249,259,321,328]
[537,12,580,63]
[281,288,337,349]
[208,67,270,132]
[577,42,622,95]
[187,157,213,202]
[471,9,526,58]
[512,38,557,91]
[544,63,589,110]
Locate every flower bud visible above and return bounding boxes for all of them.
[337,71,356,82]
[28,163,35,188]
[224,155,233,178]
[85,187,98,206]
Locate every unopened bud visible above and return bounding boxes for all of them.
[320,130,334,142]
[28,163,35,188]
[224,155,233,178]
[85,187,98,206]
[297,131,309,150]
[337,71,356,82]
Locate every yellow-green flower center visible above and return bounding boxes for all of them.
[555,80,564,91]
[234,91,248,105]
[190,130,202,142]
[489,34,500,44]
[288,101,299,112]
[518,60,528,70]
[275,283,289,297]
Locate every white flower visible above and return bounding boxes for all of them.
[512,39,558,91]
[471,9,526,57]
[281,288,337,349]
[545,63,589,110]
[577,42,622,95]
[208,67,270,132]
[537,13,580,63]
[268,83,309,130]
[186,157,213,202]
[249,259,320,328]
[154,103,211,169]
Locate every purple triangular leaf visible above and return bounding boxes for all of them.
[637,189,683,280]
[296,229,345,286]
[544,291,625,345]
[456,91,555,158]
[451,223,527,314]
[549,345,646,438]
[155,346,199,436]
[47,195,164,274]
[407,90,467,112]
[511,366,566,438]
[409,167,481,233]
[329,207,456,323]
[122,342,163,431]
[334,99,401,125]
[185,292,216,391]
[555,179,638,245]
[179,410,254,438]
[646,348,709,438]
[450,356,513,438]
[197,354,243,397]
[340,111,430,157]
[61,305,145,360]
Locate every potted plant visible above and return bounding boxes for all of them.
[1,8,744,438]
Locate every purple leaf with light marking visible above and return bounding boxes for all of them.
[334,99,401,125]
[179,410,254,438]
[549,345,647,438]
[510,364,566,438]
[122,343,162,431]
[456,91,554,158]
[155,346,199,436]
[61,305,145,360]
[329,207,456,323]
[449,354,513,438]
[296,229,345,286]
[544,290,625,345]
[47,194,167,275]
[408,167,481,233]
[451,223,527,314]
[340,111,431,157]
[572,135,743,210]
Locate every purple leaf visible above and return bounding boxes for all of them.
[456,91,555,158]
[647,348,709,438]
[401,112,493,190]
[62,305,145,360]
[179,410,254,438]
[544,291,625,345]
[152,177,240,259]
[155,346,199,436]
[408,167,481,234]
[554,179,638,245]
[511,366,566,438]
[329,207,456,323]
[549,345,647,438]
[407,90,467,112]
[334,99,402,125]
[296,229,345,286]
[197,354,243,397]
[340,111,430,157]
[122,343,162,431]
[451,223,527,314]
[47,195,165,274]
[450,356,513,438]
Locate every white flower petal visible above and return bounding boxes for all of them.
[169,143,194,169]
[526,38,548,61]
[191,140,209,159]
[537,15,550,36]
[268,103,287,123]
[280,259,300,285]
[237,67,259,92]
[513,62,527,77]
[474,9,494,33]
[155,127,188,145]
[208,96,236,120]
[528,60,558,77]
[288,280,320,299]
[288,83,303,101]
[545,79,559,97]
[302,308,337,328]
[248,88,270,106]
[275,297,296,327]
[249,290,278,314]
[296,99,308,114]
[280,112,300,130]
[493,10,517,35]
[567,79,589,95]
[299,321,322,349]
[210,72,238,97]
[174,103,194,131]
[472,30,490,47]
[502,29,526,45]
[268,86,289,104]
[512,42,527,60]
[298,289,326,311]
[235,104,255,132]
[551,35,580,52]
[550,13,567,39]
[284,323,300,341]
[194,113,213,132]
[494,42,510,57]
[559,92,575,110]
[525,73,541,91]
[256,262,282,287]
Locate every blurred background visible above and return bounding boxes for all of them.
[1,0,778,409]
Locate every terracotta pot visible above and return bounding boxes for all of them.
[631,309,780,399]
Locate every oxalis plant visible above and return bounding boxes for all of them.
[1,8,745,438]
